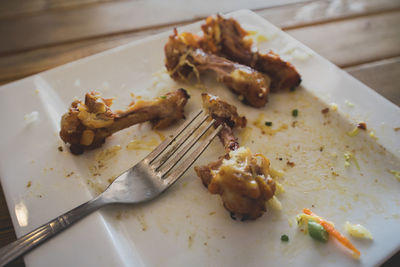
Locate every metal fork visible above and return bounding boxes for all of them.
[0,109,222,266]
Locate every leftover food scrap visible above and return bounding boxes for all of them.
[199,15,301,92]
[60,89,189,154]
[347,122,367,137]
[297,208,361,259]
[344,221,373,240]
[164,15,301,107]
[165,29,270,107]
[195,94,276,220]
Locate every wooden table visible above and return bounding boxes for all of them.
[0,0,399,266]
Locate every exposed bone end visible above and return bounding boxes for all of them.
[201,93,246,129]
[150,88,190,129]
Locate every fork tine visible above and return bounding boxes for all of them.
[163,124,223,186]
[144,109,204,163]
[150,112,209,167]
[158,118,216,175]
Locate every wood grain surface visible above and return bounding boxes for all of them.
[0,0,399,266]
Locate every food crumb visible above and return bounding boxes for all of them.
[24,111,39,125]
[188,234,195,248]
[65,172,74,178]
[357,122,367,130]
[209,211,216,216]
[369,131,378,139]
[321,108,329,114]
[344,152,360,170]
[345,100,355,107]
[26,181,32,188]
[58,146,63,152]
[330,103,338,111]
[137,214,148,231]
[319,146,324,152]
[347,127,360,137]
[281,234,289,242]
[107,176,117,184]
[345,221,373,239]
[394,127,400,132]
[286,161,295,167]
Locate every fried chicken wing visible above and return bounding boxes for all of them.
[200,15,301,92]
[60,88,189,154]
[165,30,271,108]
[195,94,276,220]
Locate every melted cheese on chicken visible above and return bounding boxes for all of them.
[207,147,276,220]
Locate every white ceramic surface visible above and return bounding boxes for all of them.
[0,10,399,267]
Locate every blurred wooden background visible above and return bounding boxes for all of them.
[0,0,399,266]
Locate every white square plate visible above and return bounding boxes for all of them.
[0,10,399,267]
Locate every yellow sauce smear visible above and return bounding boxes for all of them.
[253,113,288,136]
[126,138,159,150]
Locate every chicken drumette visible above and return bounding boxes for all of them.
[200,15,301,92]
[60,88,189,154]
[165,30,271,108]
[195,93,276,220]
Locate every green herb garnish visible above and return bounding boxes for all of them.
[281,234,289,242]
[265,121,272,126]
[292,109,298,117]
[160,95,167,99]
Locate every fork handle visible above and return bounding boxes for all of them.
[0,196,106,266]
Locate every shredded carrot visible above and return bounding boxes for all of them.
[303,208,360,259]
